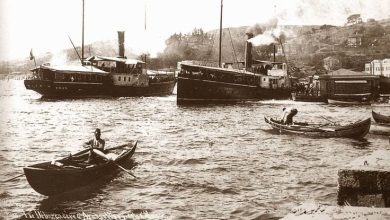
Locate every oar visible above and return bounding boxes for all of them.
[92,149,136,179]
[318,127,336,132]
[312,123,331,129]
[3,173,25,183]
[320,115,337,124]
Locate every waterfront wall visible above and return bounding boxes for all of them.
[338,150,390,207]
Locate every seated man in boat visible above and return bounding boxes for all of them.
[84,128,106,163]
[280,107,298,125]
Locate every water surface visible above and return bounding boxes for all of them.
[0,80,388,219]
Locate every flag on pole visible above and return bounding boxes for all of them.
[30,49,37,67]
[29,49,34,60]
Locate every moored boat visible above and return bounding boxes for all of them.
[264,117,371,139]
[291,92,327,103]
[176,1,291,105]
[177,60,291,104]
[25,0,176,98]
[23,141,137,196]
[25,33,176,98]
[327,97,372,105]
[372,110,390,124]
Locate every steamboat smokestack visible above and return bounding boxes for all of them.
[118,31,125,57]
[245,32,253,69]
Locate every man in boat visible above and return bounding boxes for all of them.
[84,128,106,163]
[280,107,298,125]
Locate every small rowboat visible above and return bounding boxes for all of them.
[372,110,390,124]
[264,117,371,138]
[291,92,327,103]
[327,98,371,105]
[24,141,137,196]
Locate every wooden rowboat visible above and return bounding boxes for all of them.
[264,117,371,138]
[291,92,327,103]
[327,98,371,105]
[372,110,390,124]
[24,141,137,196]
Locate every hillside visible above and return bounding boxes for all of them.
[2,17,390,77]
[156,18,390,75]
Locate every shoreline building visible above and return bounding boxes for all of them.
[365,59,390,95]
[318,69,380,102]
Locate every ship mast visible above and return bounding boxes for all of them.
[218,0,223,68]
[81,0,85,65]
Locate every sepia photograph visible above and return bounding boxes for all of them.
[1,0,390,219]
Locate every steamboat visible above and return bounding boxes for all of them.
[176,1,291,104]
[24,0,175,98]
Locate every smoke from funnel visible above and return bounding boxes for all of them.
[248,29,281,46]
[246,23,263,36]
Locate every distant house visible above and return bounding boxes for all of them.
[365,59,390,94]
[346,35,362,47]
[323,56,341,71]
[365,59,390,77]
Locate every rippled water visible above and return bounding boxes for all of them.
[0,80,389,219]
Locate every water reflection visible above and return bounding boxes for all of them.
[350,138,372,149]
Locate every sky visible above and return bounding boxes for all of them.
[1,0,390,61]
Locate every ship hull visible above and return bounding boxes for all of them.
[25,79,176,98]
[177,77,291,104]
[110,81,176,97]
[24,79,107,98]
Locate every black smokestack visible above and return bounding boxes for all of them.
[245,32,254,69]
[118,31,125,57]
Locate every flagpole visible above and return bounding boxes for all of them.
[30,49,37,68]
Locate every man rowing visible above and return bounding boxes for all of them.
[84,128,106,163]
[280,107,298,125]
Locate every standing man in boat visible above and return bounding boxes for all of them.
[280,107,298,125]
[84,128,106,163]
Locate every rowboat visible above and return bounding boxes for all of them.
[264,117,371,138]
[291,92,327,103]
[327,98,371,105]
[372,110,390,124]
[24,141,137,196]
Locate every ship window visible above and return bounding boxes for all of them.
[124,77,126,81]
[118,76,121,81]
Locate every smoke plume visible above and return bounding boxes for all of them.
[247,18,286,46]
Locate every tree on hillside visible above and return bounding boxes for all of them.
[346,14,362,26]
